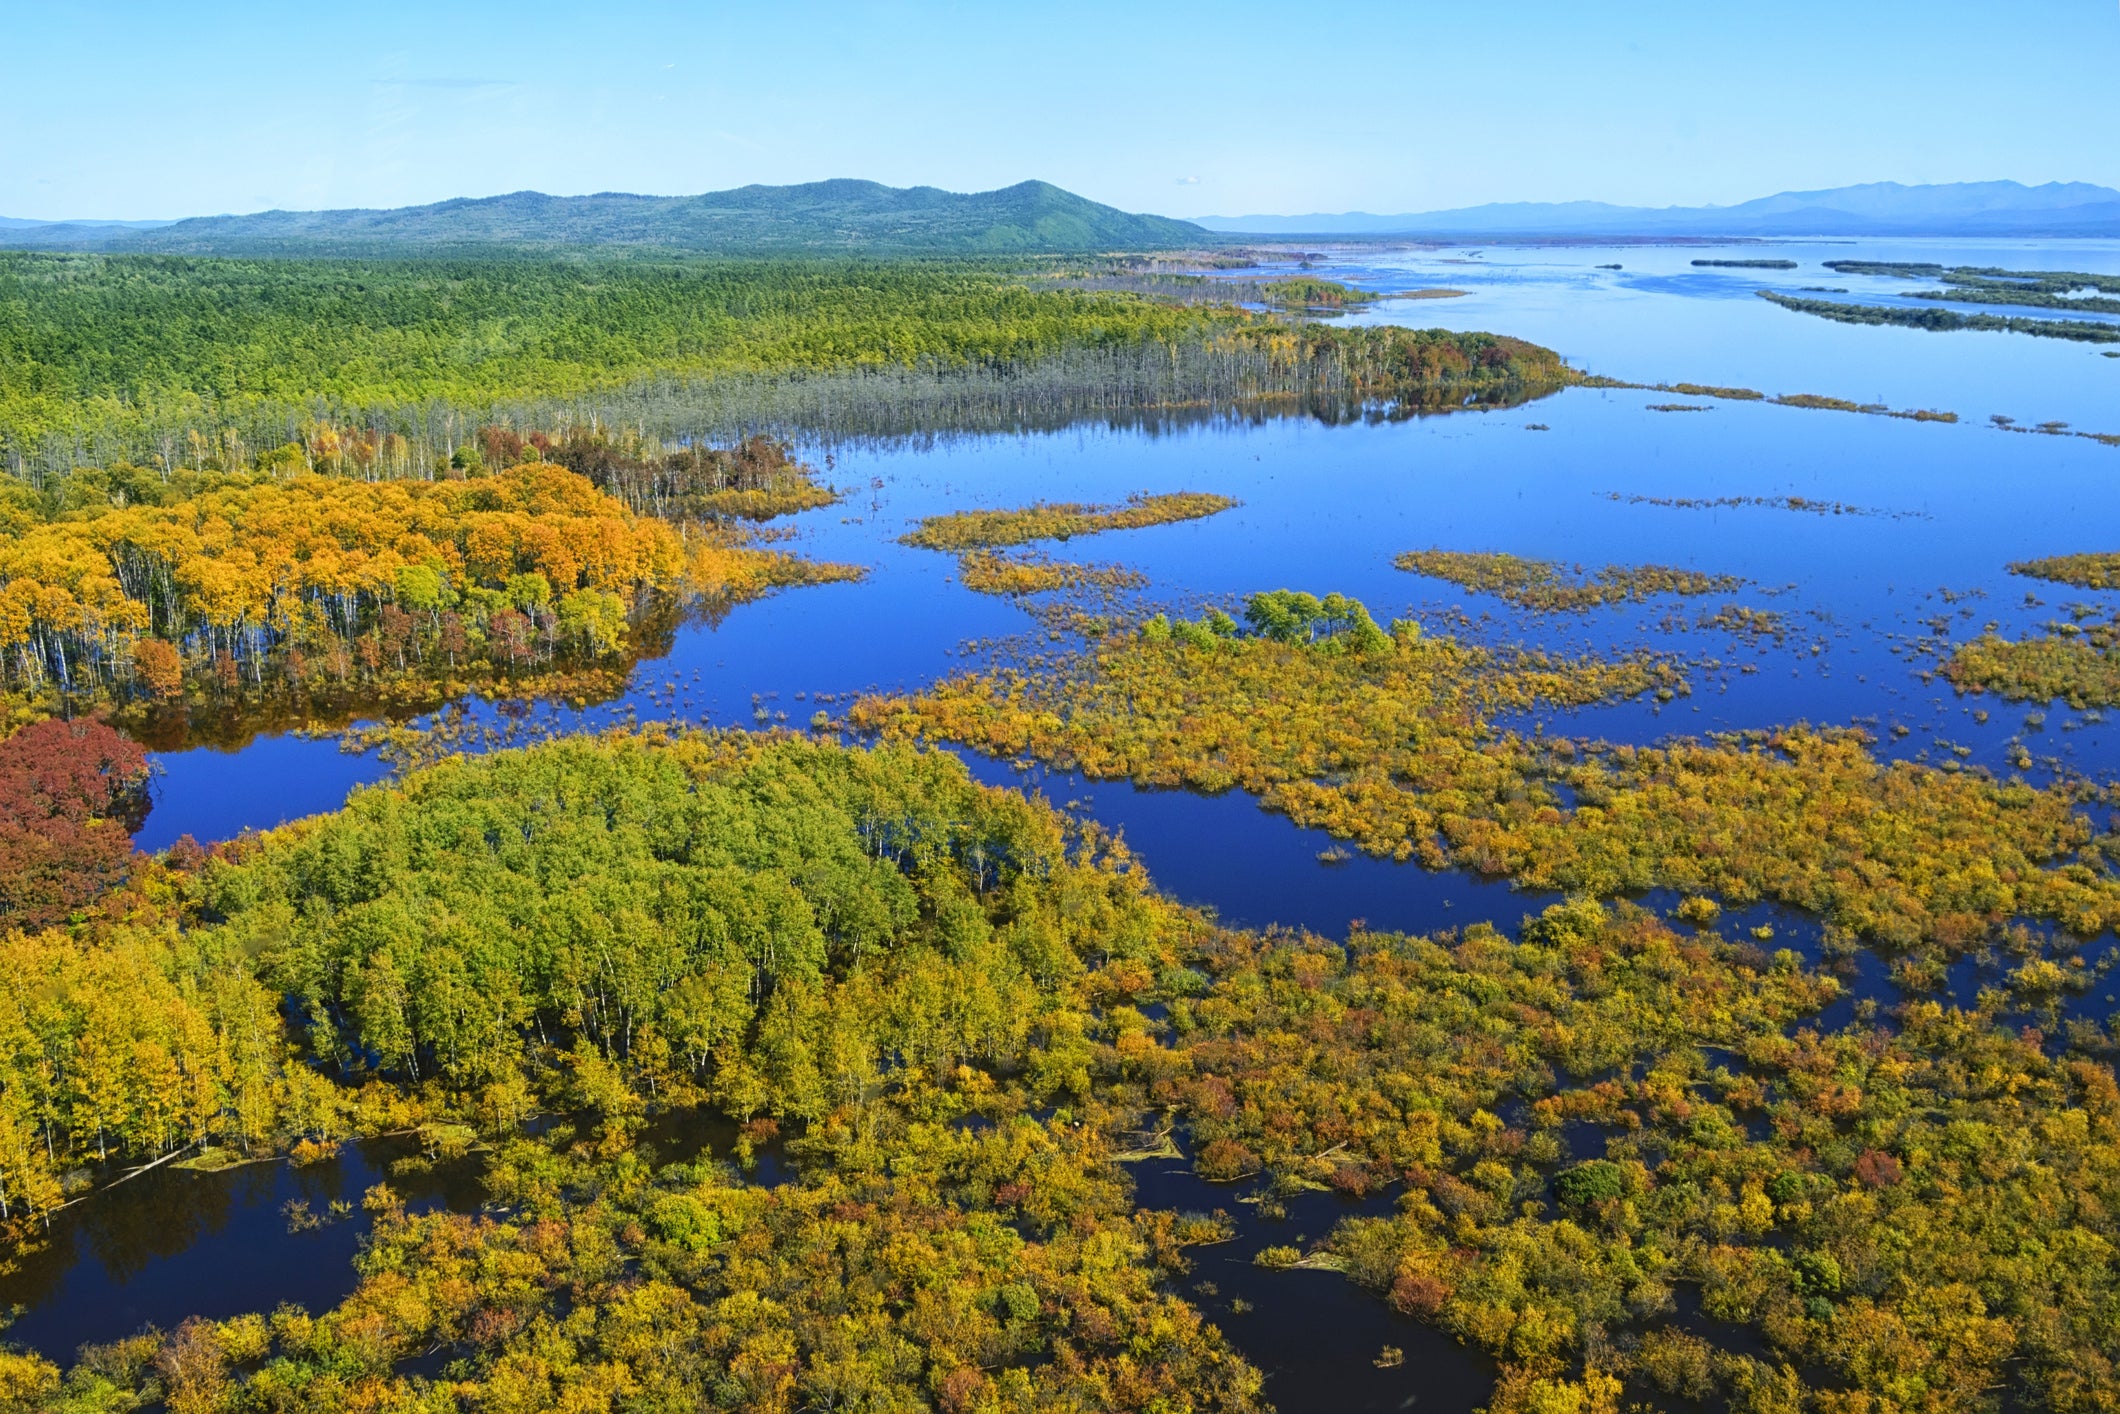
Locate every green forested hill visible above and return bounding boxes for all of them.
[2,179,1207,255]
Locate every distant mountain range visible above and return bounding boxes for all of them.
[1193,182,2120,238]
[0,215,172,231]
[0,180,1205,254]
[12,179,2119,255]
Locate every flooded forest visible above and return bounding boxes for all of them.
[4,235,2120,1414]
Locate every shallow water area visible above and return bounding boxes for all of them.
[1130,1153,1497,1413]
[63,235,2120,1411]
[0,1112,797,1366]
[0,1139,481,1361]
[1248,237,2120,431]
[141,359,2120,845]
[956,751,1551,938]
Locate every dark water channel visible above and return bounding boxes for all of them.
[24,237,2120,1408]
[0,1138,482,1359]
[1129,1153,1493,1413]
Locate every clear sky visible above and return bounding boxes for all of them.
[5,0,2117,221]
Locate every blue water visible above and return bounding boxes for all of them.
[140,379,2120,848]
[139,731,393,851]
[0,1139,480,1359]
[1289,236,2120,430]
[57,234,2120,1407]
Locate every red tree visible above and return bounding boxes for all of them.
[0,717,151,928]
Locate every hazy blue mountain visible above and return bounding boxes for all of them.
[0,216,173,232]
[1193,181,2120,238]
[0,180,1205,254]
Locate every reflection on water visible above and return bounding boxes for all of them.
[1131,1152,1497,1414]
[48,234,2120,1408]
[0,1139,481,1359]
[0,1113,802,1365]
[955,751,1553,938]
[141,365,2120,850]
[1294,236,2120,431]
[636,1105,799,1189]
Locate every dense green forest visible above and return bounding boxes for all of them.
[0,253,1225,461]
[0,252,1572,473]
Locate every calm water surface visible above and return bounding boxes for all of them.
[36,236,2120,1409]
[1306,236,2120,430]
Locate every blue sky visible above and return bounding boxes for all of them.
[5,0,2116,221]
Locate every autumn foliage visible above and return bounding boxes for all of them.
[0,716,148,927]
[853,598,2120,953]
[0,734,2115,1414]
[902,491,1238,552]
[0,462,687,709]
[1161,901,2120,1413]
[1396,549,1744,612]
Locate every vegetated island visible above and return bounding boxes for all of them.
[1759,289,2120,344]
[1691,258,1798,269]
[956,551,1149,597]
[902,491,1238,551]
[1914,287,2120,316]
[1944,551,2120,706]
[1394,549,1743,611]
[1257,275,1380,310]
[1827,258,2120,314]
[2009,551,2120,590]
[1696,602,1787,640]
[1946,615,2120,708]
[1580,376,1959,423]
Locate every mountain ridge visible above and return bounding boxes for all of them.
[0,216,174,231]
[1193,181,2120,238]
[17,178,2120,252]
[0,179,1205,254]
